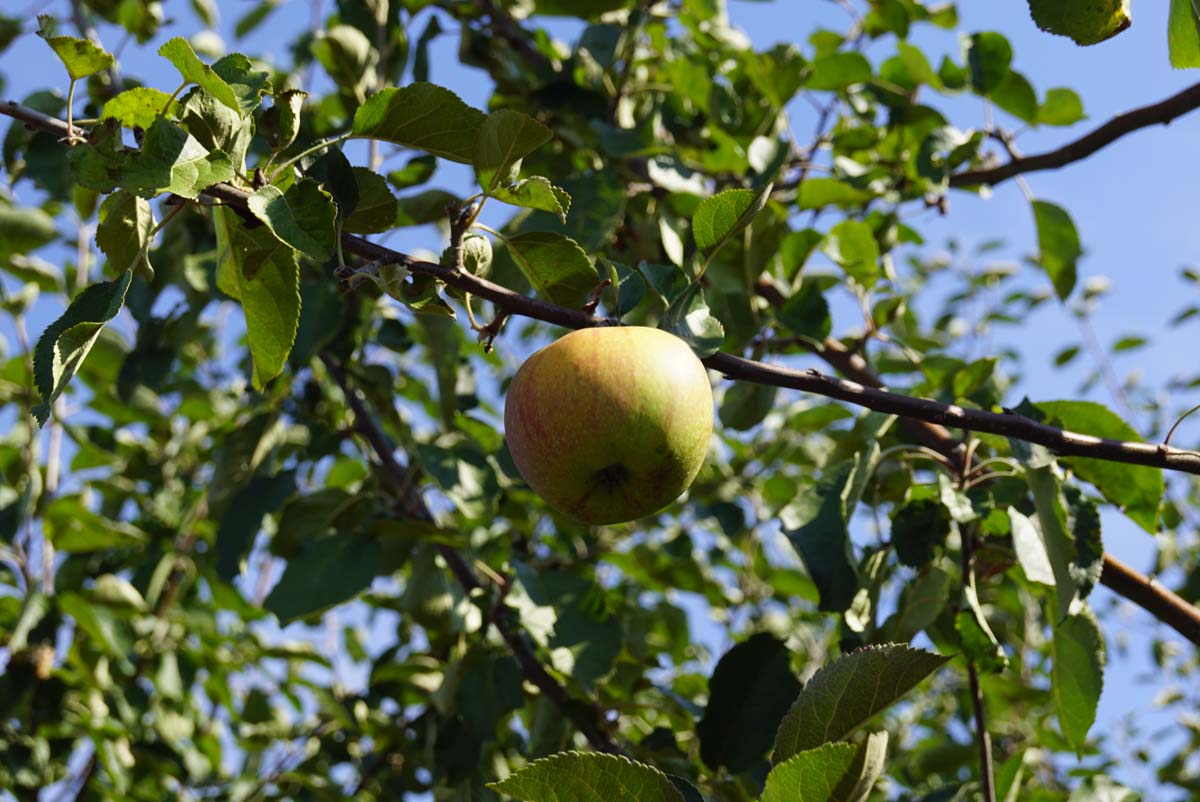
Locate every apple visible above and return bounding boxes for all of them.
[504,326,714,525]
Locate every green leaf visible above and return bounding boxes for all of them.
[58,591,129,657]
[965,31,1013,94]
[1024,464,1080,623]
[37,15,113,81]
[505,231,598,308]
[796,178,871,211]
[1032,200,1081,301]
[824,219,880,288]
[0,203,57,259]
[124,119,235,199]
[215,470,296,579]
[179,87,253,172]
[311,24,376,97]
[778,281,832,341]
[1068,777,1140,802]
[214,206,300,389]
[267,89,307,151]
[992,71,1038,123]
[1170,0,1200,68]
[1008,507,1056,585]
[745,44,808,108]
[956,585,1009,673]
[344,168,398,234]
[697,633,803,773]
[100,87,177,129]
[1065,486,1104,600]
[1029,0,1131,46]
[889,567,953,641]
[352,83,486,163]
[719,381,778,431]
[248,178,337,260]
[489,752,685,802]
[32,272,132,425]
[830,731,888,802]
[44,495,146,551]
[211,53,272,117]
[265,532,384,623]
[1036,400,1162,532]
[761,745,858,802]
[692,184,772,257]
[96,190,155,276]
[891,498,950,568]
[806,52,872,91]
[662,282,725,358]
[773,643,948,762]
[1053,606,1105,756]
[388,155,438,189]
[475,108,553,196]
[1038,88,1086,126]
[782,461,860,613]
[159,36,241,113]
[491,176,572,222]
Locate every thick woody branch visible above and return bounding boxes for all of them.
[950,81,1200,188]
[4,100,1198,646]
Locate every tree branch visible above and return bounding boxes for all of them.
[950,81,1200,188]
[4,100,1198,646]
[318,354,627,756]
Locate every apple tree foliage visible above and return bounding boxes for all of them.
[2,0,1200,800]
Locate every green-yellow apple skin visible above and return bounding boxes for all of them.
[504,326,714,525]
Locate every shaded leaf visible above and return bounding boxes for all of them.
[124,119,235,199]
[214,207,300,389]
[1053,606,1105,756]
[344,167,398,234]
[475,108,553,195]
[95,190,155,276]
[956,585,1009,673]
[265,532,383,623]
[248,178,337,260]
[697,633,802,773]
[891,498,950,568]
[662,282,725,358]
[782,461,860,614]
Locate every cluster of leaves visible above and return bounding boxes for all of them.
[2,0,1200,801]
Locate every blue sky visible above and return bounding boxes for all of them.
[3,0,1199,796]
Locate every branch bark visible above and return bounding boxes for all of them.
[950,81,1200,188]
[4,100,1198,646]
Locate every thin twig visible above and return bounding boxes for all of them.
[951,81,1200,188]
[961,524,997,802]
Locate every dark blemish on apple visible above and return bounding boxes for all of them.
[595,462,631,489]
